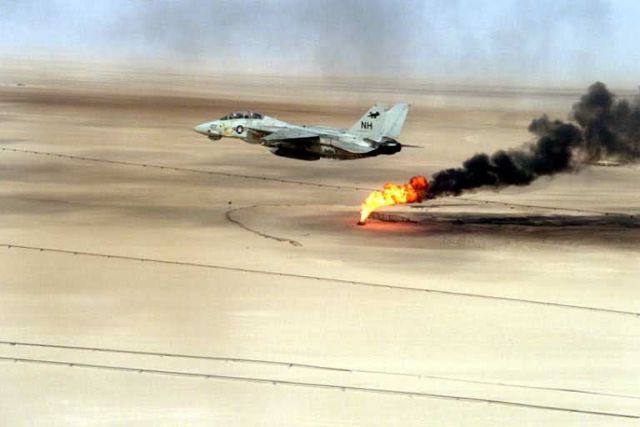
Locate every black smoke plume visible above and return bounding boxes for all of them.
[573,82,640,161]
[426,82,640,198]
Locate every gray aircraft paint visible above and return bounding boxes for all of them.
[193,103,411,161]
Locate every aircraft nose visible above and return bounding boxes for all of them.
[193,123,209,135]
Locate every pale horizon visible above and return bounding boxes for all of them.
[2,0,640,86]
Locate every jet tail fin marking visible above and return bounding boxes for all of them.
[348,103,410,141]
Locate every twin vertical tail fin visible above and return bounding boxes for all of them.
[348,103,410,141]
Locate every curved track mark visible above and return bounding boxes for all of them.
[225,205,302,247]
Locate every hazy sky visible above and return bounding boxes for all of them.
[1,0,639,84]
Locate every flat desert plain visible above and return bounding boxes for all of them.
[1,62,639,425]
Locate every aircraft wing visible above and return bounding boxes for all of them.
[260,127,319,141]
[242,125,285,138]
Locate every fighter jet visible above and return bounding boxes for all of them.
[193,103,412,160]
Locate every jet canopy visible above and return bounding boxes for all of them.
[219,111,264,120]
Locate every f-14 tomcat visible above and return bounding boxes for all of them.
[193,103,413,160]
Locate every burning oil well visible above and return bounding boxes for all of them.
[358,176,428,224]
[358,82,640,224]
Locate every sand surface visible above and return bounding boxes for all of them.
[1,62,639,425]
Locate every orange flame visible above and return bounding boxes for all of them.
[358,176,429,224]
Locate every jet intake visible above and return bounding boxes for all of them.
[271,147,321,161]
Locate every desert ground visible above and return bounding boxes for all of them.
[1,60,639,425]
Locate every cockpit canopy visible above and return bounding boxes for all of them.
[219,111,263,120]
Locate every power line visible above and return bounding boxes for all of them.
[1,356,637,420]
[2,146,630,217]
[457,197,634,217]
[2,340,637,401]
[2,243,638,317]
[0,147,370,191]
